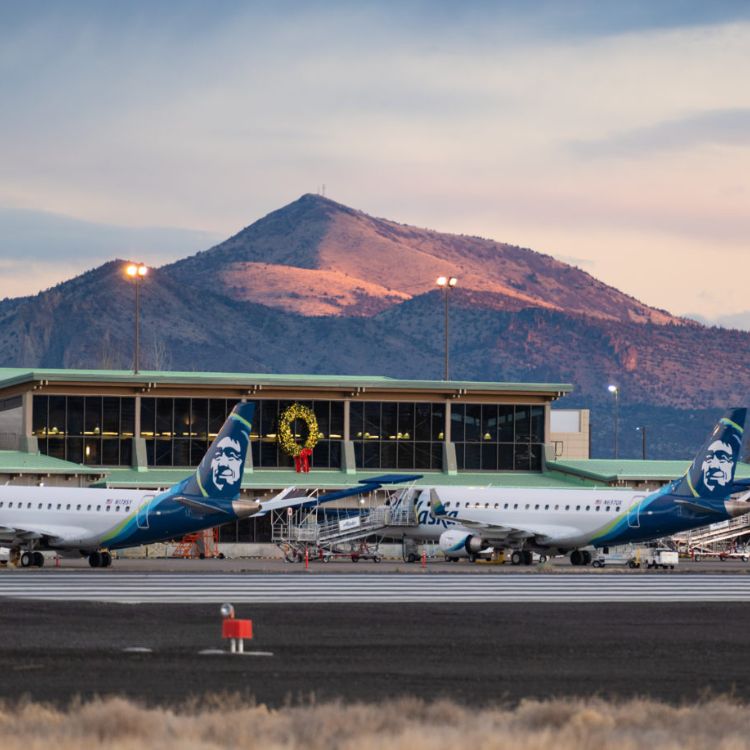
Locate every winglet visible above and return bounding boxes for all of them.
[430,488,447,517]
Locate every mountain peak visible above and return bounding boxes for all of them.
[166,196,683,325]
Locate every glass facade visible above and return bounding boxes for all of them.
[452,404,545,471]
[350,401,445,470]
[31,395,545,472]
[32,395,134,466]
[140,398,343,469]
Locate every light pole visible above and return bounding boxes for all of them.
[436,276,457,380]
[636,425,647,460]
[607,384,619,459]
[126,263,148,374]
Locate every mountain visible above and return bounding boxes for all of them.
[0,194,748,459]
[165,194,679,324]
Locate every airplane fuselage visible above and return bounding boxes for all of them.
[387,484,732,552]
[0,484,234,552]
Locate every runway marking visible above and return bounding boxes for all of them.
[0,573,749,603]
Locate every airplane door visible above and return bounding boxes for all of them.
[627,495,645,529]
[137,495,154,529]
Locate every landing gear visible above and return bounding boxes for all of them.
[511,550,534,565]
[88,551,113,568]
[570,550,592,566]
[19,550,45,567]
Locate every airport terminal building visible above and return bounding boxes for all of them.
[6,367,733,546]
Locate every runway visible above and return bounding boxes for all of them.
[2,572,750,602]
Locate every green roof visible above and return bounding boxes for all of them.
[0,450,103,475]
[549,458,750,483]
[0,367,572,396]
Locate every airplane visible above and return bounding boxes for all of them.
[0,401,427,569]
[0,402,262,567]
[383,408,749,566]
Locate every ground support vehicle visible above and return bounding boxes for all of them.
[628,547,678,569]
[322,539,382,563]
[592,551,631,568]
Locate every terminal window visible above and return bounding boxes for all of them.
[349,401,444,471]
[451,404,544,471]
[140,398,343,470]
[32,395,135,466]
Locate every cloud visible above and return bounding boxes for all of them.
[0,207,220,265]
[571,108,750,157]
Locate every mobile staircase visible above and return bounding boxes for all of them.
[273,488,419,562]
[674,512,750,554]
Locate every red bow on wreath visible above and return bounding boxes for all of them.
[294,447,313,473]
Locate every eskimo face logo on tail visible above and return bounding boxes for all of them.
[687,413,745,499]
[701,439,735,492]
[210,437,243,494]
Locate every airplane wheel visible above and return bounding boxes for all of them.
[89,552,102,568]
[102,552,112,567]
[511,551,522,566]
[523,551,533,565]
[33,552,45,568]
[20,552,32,568]
[582,551,592,565]
[570,550,582,566]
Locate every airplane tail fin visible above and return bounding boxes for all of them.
[178,402,255,512]
[673,408,746,502]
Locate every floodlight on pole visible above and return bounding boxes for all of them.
[607,384,620,459]
[125,263,149,374]
[636,425,647,460]
[436,276,458,380]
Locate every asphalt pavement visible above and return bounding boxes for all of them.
[1,599,748,707]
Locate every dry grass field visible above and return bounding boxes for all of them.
[1,695,748,750]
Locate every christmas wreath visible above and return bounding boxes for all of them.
[278,403,320,458]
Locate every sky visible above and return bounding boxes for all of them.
[1,1,749,326]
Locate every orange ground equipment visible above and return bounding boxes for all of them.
[172,527,222,559]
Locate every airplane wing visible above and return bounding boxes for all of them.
[253,474,423,517]
[0,522,85,545]
[428,489,578,545]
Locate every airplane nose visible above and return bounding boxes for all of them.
[232,498,261,518]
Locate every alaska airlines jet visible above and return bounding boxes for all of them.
[0,402,266,568]
[389,409,749,565]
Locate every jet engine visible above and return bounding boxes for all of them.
[439,529,484,558]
